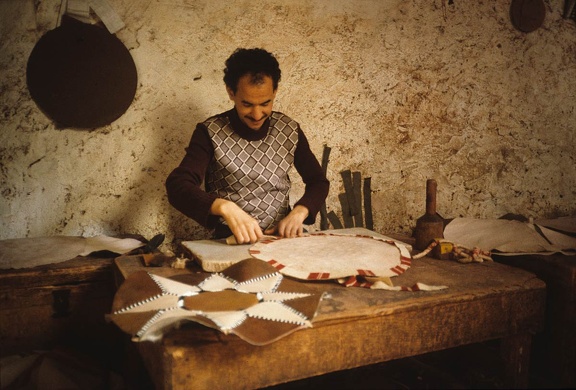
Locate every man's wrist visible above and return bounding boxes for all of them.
[292,205,309,219]
[210,198,231,216]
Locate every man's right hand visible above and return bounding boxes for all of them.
[210,199,263,244]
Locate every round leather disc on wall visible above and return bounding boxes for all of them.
[26,15,137,129]
[510,0,546,33]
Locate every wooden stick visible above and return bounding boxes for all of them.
[321,145,331,173]
[363,177,373,230]
[327,211,344,229]
[352,171,363,227]
[340,170,357,216]
[320,145,331,231]
[339,193,354,228]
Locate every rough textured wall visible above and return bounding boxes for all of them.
[1,0,575,246]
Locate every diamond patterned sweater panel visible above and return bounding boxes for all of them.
[205,112,299,230]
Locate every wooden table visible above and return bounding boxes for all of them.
[494,253,576,388]
[113,251,545,390]
[0,256,116,356]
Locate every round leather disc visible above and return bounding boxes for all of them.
[510,0,546,33]
[249,233,412,280]
[26,16,137,128]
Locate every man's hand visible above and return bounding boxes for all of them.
[265,205,309,238]
[210,199,263,244]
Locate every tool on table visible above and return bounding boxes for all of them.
[225,234,278,245]
[414,179,445,251]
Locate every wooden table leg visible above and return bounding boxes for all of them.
[500,332,532,389]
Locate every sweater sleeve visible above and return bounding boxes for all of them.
[165,124,218,228]
[293,128,330,225]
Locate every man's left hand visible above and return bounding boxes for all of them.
[265,205,309,238]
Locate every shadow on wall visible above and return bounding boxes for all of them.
[153,103,211,244]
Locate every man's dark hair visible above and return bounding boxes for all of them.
[223,48,281,93]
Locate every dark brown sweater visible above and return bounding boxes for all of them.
[165,109,329,233]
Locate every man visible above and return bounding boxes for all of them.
[166,48,329,244]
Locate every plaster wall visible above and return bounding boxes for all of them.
[1,0,575,245]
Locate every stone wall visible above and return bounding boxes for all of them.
[1,0,574,245]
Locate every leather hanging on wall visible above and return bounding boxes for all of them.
[510,0,546,33]
[26,15,137,129]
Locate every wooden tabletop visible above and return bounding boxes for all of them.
[114,251,545,389]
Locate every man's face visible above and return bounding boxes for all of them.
[227,74,277,131]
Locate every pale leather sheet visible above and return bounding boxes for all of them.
[181,238,252,272]
[0,235,145,269]
[444,217,576,255]
[183,228,445,291]
[182,228,412,273]
[249,233,411,280]
[534,216,576,234]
